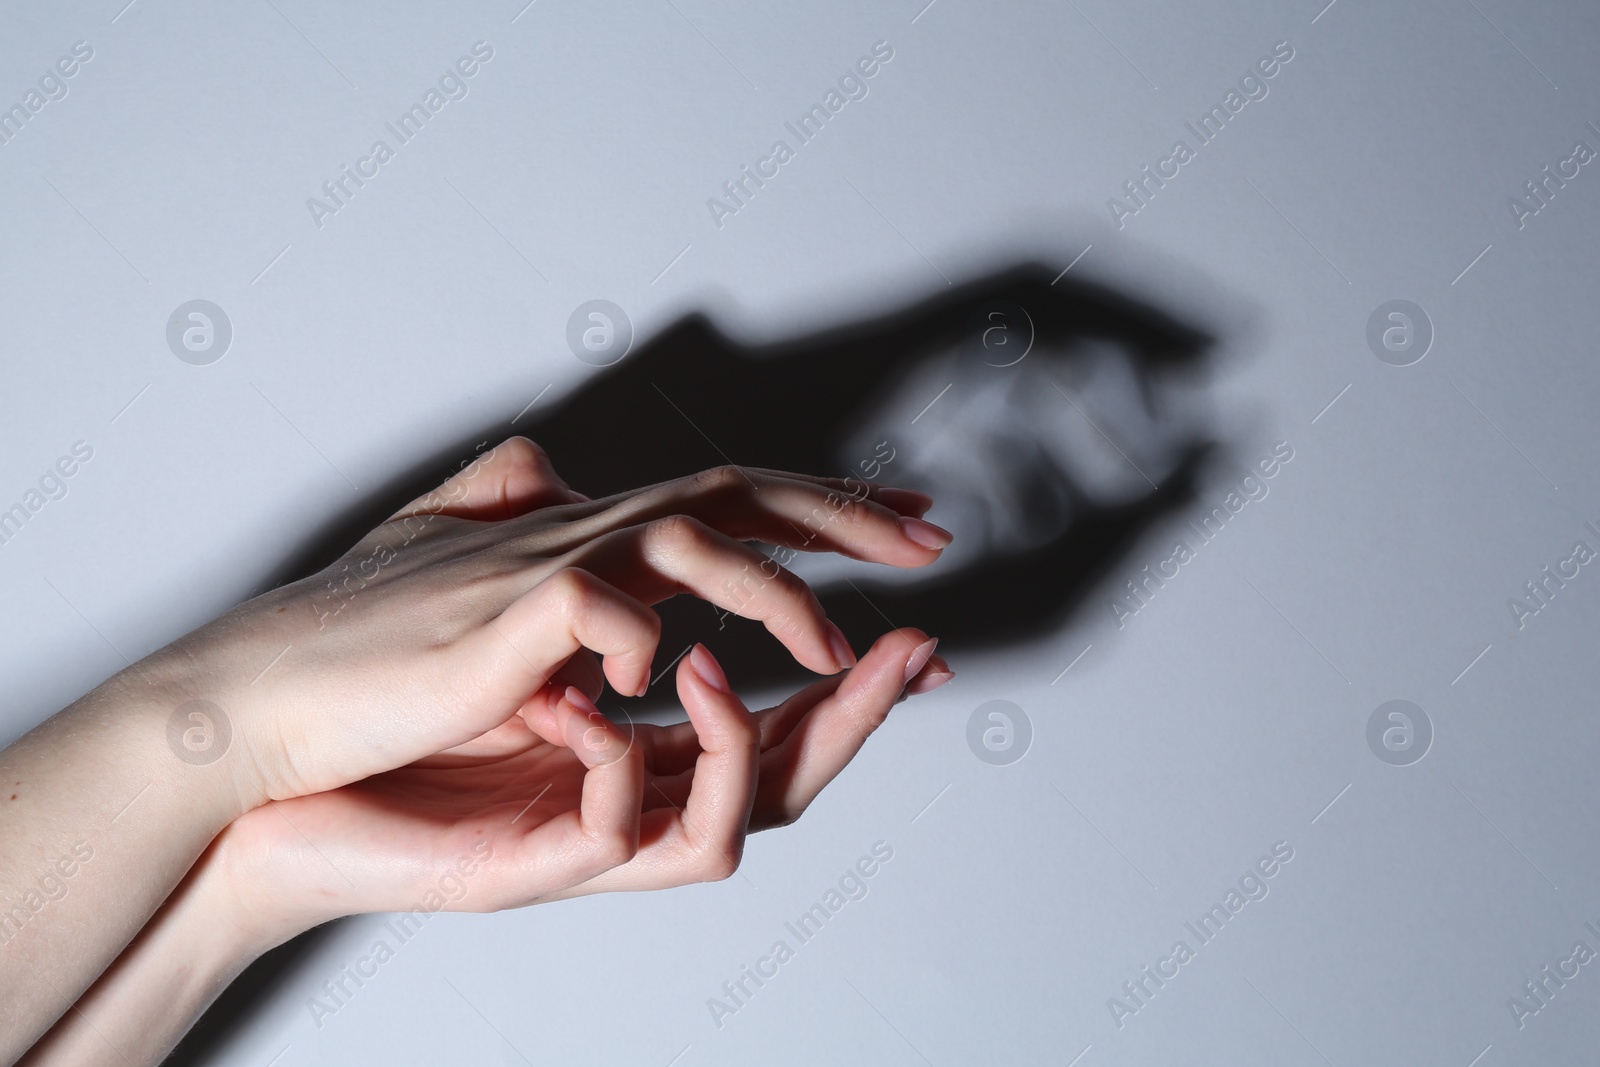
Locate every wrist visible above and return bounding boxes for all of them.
[204,806,343,953]
[104,644,277,820]
[161,843,269,988]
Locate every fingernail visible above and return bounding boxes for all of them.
[688,643,730,693]
[570,491,592,502]
[873,487,933,515]
[826,621,857,671]
[905,669,954,695]
[903,638,939,684]
[564,685,600,714]
[899,516,953,550]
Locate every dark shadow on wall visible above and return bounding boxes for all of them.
[163,260,1222,1065]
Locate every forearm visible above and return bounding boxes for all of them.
[0,669,261,1062]
[14,829,286,1067]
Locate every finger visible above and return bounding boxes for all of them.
[564,466,929,516]
[902,651,955,696]
[735,468,933,518]
[515,648,607,738]
[754,648,948,746]
[549,645,758,895]
[499,687,643,901]
[562,514,856,675]
[453,567,660,736]
[753,629,938,829]
[669,645,760,871]
[718,475,952,560]
[639,644,919,821]
[390,437,583,522]
[633,648,947,772]
[534,466,951,569]
[560,647,606,699]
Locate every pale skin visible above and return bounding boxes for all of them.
[1,438,954,1066]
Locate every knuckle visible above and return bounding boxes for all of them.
[775,568,819,612]
[696,843,742,882]
[646,513,713,555]
[838,682,889,732]
[548,566,601,614]
[502,436,548,466]
[723,712,760,751]
[857,701,892,736]
[691,464,744,496]
[591,829,638,870]
[828,495,874,531]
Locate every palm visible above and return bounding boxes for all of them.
[219,661,878,931]
[225,715,606,926]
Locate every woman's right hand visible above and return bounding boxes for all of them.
[140,437,954,817]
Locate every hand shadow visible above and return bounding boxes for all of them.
[163,258,1224,1064]
[520,261,1220,708]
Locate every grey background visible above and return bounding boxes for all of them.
[3,0,1598,1064]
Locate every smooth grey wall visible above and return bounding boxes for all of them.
[3,1,1598,1064]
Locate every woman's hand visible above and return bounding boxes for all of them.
[143,437,953,813]
[206,631,951,950]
